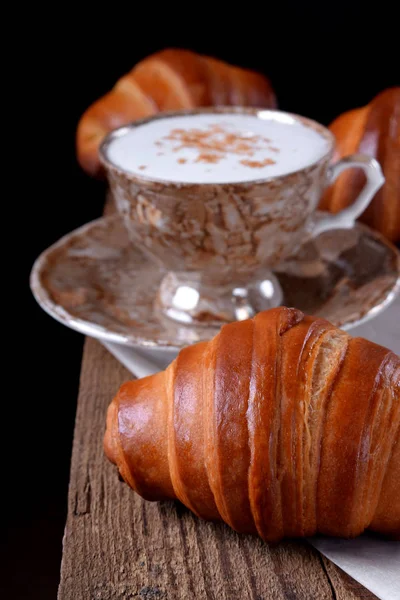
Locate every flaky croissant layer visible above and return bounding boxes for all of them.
[104,307,400,542]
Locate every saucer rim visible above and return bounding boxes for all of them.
[30,213,400,352]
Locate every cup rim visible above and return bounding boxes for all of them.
[98,106,335,187]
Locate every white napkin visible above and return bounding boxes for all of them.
[102,296,400,600]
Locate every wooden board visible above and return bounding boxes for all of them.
[58,337,378,600]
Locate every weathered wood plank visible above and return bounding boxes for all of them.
[58,338,378,600]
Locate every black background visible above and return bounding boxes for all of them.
[5,4,398,599]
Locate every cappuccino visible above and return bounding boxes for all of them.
[105,111,331,184]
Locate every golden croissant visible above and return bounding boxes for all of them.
[104,307,400,542]
[76,48,277,178]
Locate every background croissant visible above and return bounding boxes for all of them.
[104,307,400,543]
[76,48,277,178]
[319,86,400,243]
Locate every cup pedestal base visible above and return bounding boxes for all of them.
[155,271,284,327]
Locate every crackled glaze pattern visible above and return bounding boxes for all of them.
[106,159,330,281]
[30,214,400,349]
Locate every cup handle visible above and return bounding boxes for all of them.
[310,153,385,237]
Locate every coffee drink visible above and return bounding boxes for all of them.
[100,108,383,327]
[105,112,331,184]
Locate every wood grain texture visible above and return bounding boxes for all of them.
[58,338,379,600]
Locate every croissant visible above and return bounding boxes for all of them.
[76,48,277,178]
[104,307,400,542]
[319,87,400,243]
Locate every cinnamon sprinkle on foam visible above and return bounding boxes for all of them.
[239,158,276,168]
[160,123,279,166]
[195,153,221,164]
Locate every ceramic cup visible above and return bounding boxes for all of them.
[99,107,384,326]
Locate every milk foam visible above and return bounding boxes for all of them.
[105,112,331,183]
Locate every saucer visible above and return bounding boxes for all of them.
[30,213,400,350]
